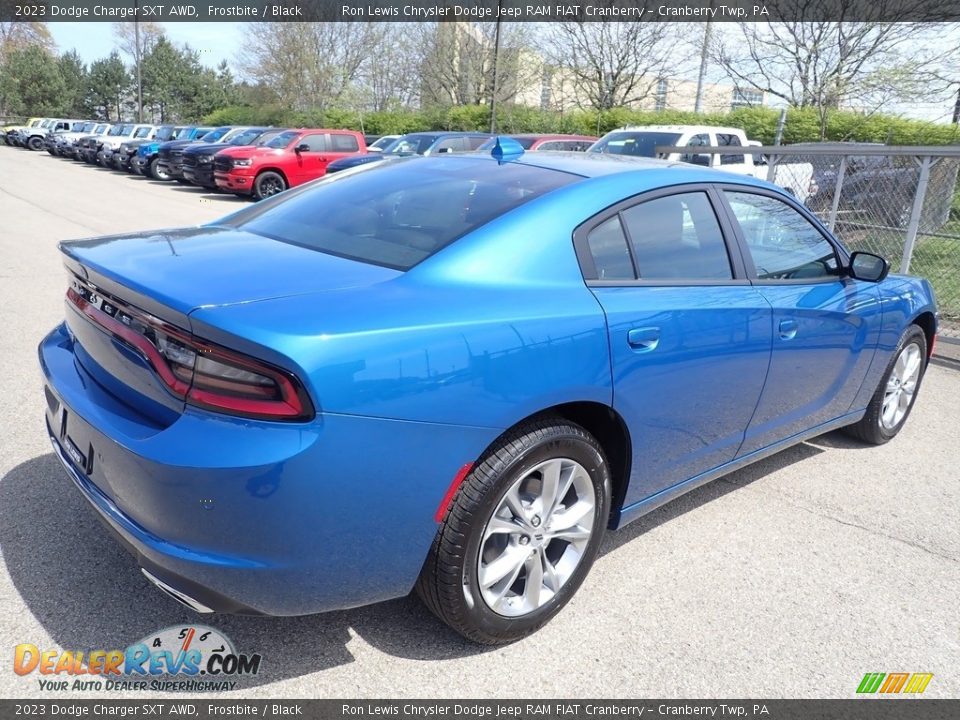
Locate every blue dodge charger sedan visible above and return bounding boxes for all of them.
[39,143,937,644]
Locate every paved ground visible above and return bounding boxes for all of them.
[1,146,958,699]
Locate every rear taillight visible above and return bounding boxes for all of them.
[66,282,313,421]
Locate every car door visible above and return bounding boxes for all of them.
[719,188,883,455]
[325,132,362,169]
[576,187,772,506]
[291,132,330,184]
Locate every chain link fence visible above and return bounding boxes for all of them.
[658,144,960,346]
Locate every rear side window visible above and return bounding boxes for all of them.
[585,217,635,280]
[620,192,732,280]
[233,158,577,270]
[434,137,466,153]
[466,136,490,150]
[330,134,359,152]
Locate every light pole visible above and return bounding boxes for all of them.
[694,1,716,114]
[134,2,143,122]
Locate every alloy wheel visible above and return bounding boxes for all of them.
[478,457,596,618]
[881,342,922,430]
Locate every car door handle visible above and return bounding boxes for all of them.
[779,318,799,340]
[627,327,660,352]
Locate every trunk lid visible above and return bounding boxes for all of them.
[60,226,400,314]
[59,227,399,424]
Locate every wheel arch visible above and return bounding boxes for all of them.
[912,310,937,359]
[490,401,633,530]
[255,167,288,185]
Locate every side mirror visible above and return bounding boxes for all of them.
[684,153,710,166]
[436,147,453,154]
[848,251,889,283]
[295,143,309,154]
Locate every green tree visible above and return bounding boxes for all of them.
[0,45,66,115]
[58,49,89,116]
[88,52,129,120]
[141,36,182,121]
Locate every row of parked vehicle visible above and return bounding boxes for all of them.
[18,117,904,221]
[2,116,600,201]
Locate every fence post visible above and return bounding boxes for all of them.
[900,156,934,274]
[827,156,847,233]
[765,155,778,183]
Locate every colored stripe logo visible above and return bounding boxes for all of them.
[857,672,933,694]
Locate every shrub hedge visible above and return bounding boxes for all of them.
[203,104,960,145]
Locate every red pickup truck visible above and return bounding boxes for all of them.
[214,128,366,199]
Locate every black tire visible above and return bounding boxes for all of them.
[253,171,286,200]
[416,417,610,645]
[844,324,927,445]
[27,136,43,151]
[149,158,169,181]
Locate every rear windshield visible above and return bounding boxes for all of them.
[233,157,578,270]
[590,131,682,157]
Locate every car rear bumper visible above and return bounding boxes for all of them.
[39,322,496,616]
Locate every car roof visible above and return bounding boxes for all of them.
[506,133,596,140]
[404,131,490,138]
[616,125,746,135]
[507,151,685,178]
[458,151,775,191]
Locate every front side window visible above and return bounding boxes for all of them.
[680,133,711,166]
[725,191,839,281]
[620,192,732,280]
[300,134,327,152]
[717,134,744,165]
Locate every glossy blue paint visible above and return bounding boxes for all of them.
[39,154,938,615]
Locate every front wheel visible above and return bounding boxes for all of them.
[844,325,927,444]
[253,171,286,200]
[149,158,169,181]
[27,136,43,151]
[416,418,610,644]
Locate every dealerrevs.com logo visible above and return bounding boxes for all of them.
[13,625,261,692]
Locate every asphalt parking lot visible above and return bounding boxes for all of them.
[1,146,958,699]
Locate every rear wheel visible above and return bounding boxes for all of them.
[27,136,43,151]
[254,171,286,200]
[844,325,927,444]
[416,418,610,645]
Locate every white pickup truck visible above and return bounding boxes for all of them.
[588,125,816,202]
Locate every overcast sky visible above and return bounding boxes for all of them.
[46,21,960,124]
